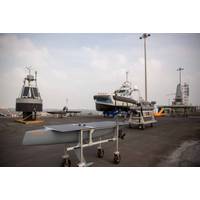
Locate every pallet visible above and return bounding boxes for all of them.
[15,119,44,125]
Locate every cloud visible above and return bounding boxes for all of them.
[0,35,49,70]
[0,35,135,109]
[0,34,50,108]
[0,34,199,109]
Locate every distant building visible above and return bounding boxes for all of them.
[182,83,189,106]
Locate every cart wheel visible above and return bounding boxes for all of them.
[67,159,72,167]
[119,130,126,139]
[119,133,126,140]
[97,148,104,158]
[113,153,121,164]
[139,124,145,130]
[61,158,71,167]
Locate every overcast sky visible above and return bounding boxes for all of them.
[0,33,199,109]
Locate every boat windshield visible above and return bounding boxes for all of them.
[115,81,133,97]
[95,96,112,103]
[117,90,126,93]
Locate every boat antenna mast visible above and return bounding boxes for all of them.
[66,98,69,110]
[126,71,128,82]
[35,70,38,87]
[25,66,34,87]
[26,66,32,75]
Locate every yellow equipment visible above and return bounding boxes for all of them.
[154,108,166,117]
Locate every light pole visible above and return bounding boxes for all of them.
[140,33,151,102]
[177,67,184,85]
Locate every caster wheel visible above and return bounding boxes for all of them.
[118,130,126,139]
[139,125,145,130]
[129,123,134,129]
[97,148,104,158]
[113,153,121,164]
[61,158,71,167]
[122,133,126,139]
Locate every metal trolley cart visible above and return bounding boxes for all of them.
[23,120,127,167]
[128,105,157,129]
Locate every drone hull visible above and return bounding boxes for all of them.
[23,121,127,146]
[16,98,42,112]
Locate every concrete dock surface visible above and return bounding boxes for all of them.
[0,116,200,167]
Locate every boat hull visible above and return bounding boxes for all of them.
[95,102,130,112]
[16,98,42,112]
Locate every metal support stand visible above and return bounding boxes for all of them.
[97,137,105,158]
[77,129,93,167]
[62,144,71,167]
[113,116,121,164]
[98,137,102,149]
[129,108,157,129]
[62,123,122,167]
[79,129,84,165]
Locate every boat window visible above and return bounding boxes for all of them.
[23,87,29,97]
[95,96,112,103]
[31,87,39,98]
[118,90,125,93]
